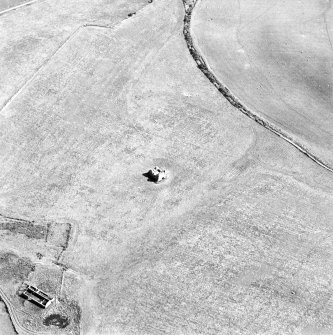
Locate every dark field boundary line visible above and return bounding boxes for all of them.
[182,0,333,173]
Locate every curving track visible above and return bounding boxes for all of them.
[0,286,51,335]
[182,0,333,173]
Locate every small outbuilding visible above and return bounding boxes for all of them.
[19,283,54,309]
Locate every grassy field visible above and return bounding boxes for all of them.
[0,0,148,109]
[192,0,333,168]
[0,0,32,12]
[0,302,15,335]
[0,0,332,334]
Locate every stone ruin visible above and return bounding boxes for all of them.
[147,166,168,183]
[19,282,54,309]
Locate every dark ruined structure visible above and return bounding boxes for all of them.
[147,166,168,183]
[19,283,54,308]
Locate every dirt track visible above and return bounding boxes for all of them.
[0,286,50,335]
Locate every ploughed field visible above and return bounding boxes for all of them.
[0,0,333,334]
[192,0,333,167]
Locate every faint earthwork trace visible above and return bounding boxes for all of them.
[182,0,333,173]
